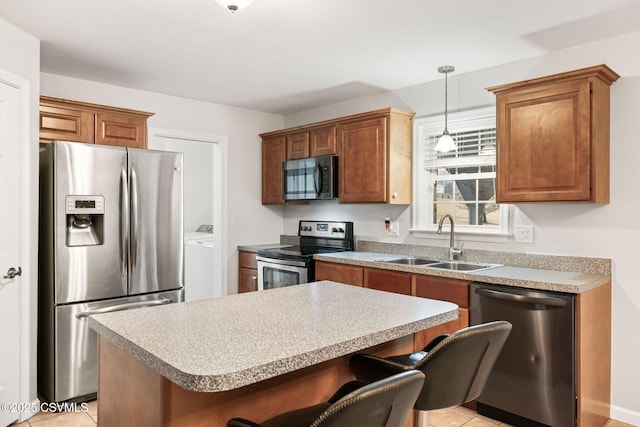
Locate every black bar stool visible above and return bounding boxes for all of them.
[349,321,512,427]
[227,370,425,427]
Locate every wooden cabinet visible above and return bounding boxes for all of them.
[260,108,414,205]
[286,131,310,160]
[338,109,414,204]
[487,65,619,203]
[39,96,153,148]
[238,251,258,293]
[318,260,470,353]
[413,275,470,350]
[261,136,287,205]
[315,261,363,286]
[285,125,337,160]
[309,125,337,157]
[364,268,411,295]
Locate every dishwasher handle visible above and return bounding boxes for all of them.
[475,288,567,307]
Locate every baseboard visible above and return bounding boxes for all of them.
[610,404,640,426]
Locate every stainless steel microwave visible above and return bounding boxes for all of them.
[283,155,338,200]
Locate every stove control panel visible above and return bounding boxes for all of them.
[299,221,350,239]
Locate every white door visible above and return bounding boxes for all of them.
[0,79,22,426]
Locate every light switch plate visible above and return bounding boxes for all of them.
[514,225,534,243]
[387,221,399,237]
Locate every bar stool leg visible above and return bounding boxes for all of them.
[416,409,429,427]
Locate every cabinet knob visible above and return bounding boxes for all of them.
[392,192,398,199]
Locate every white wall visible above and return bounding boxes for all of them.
[282,31,640,423]
[40,73,285,294]
[150,137,215,232]
[0,16,40,419]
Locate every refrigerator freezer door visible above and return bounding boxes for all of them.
[52,142,128,304]
[128,148,184,295]
[47,290,183,403]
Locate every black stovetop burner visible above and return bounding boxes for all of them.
[257,220,354,261]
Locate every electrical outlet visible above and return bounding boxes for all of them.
[514,225,534,243]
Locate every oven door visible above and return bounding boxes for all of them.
[256,256,309,290]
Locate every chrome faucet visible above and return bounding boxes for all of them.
[437,214,462,261]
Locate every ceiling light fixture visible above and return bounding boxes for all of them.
[214,0,254,13]
[434,65,456,153]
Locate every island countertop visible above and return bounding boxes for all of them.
[88,281,458,393]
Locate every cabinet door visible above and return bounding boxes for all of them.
[338,117,387,202]
[414,308,468,351]
[286,131,310,160]
[262,136,287,204]
[413,275,470,350]
[310,125,337,156]
[315,261,363,286]
[496,80,591,202]
[239,268,258,293]
[364,268,411,295]
[414,275,469,308]
[40,103,95,144]
[238,251,258,270]
[96,111,148,148]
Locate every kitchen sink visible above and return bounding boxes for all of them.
[380,258,501,272]
[382,257,441,266]
[427,261,501,272]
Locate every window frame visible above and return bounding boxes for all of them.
[410,106,510,242]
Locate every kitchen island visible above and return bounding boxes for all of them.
[88,281,458,427]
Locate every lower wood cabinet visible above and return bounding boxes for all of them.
[316,261,470,352]
[364,268,411,295]
[315,261,363,286]
[413,275,470,350]
[238,251,258,293]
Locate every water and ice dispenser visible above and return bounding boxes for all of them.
[65,195,105,247]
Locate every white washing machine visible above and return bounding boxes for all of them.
[184,231,219,302]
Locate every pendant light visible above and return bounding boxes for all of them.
[214,0,254,12]
[434,65,456,153]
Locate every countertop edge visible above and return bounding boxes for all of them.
[314,253,610,294]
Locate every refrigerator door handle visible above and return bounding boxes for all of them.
[74,298,174,318]
[129,166,138,277]
[121,166,130,283]
[474,287,567,307]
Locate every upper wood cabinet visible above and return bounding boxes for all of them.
[338,109,414,204]
[260,107,414,205]
[487,65,619,203]
[286,125,337,160]
[262,135,287,204]
[40,96,154,148]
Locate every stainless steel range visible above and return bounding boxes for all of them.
[256,220,354,290]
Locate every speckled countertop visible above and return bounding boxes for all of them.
[88,281,457,393]
[237,243,292,253]
[314,251,610,294]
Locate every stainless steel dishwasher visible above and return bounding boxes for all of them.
[470,282,575,427]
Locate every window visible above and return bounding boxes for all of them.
[412,107,509,238]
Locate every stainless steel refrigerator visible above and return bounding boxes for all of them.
[38,141,184,403]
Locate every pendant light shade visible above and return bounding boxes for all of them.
[434,65,456,153]
[214,0,254,12]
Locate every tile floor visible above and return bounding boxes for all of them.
[8,400,636,427]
